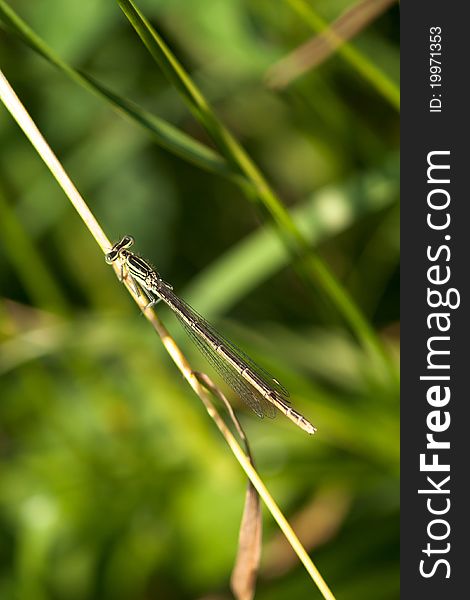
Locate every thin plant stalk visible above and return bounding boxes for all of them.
[0,71,109,251]
[0,68,337,600]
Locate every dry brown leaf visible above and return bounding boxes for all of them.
[194,372,263,600]
[230,482,263,600]
[267,0,397,89]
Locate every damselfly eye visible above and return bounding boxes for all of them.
[105,250,119,264]
[122,235,135,248]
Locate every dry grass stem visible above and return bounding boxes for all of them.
[0,68,337,600]
[194,372,261,600]
[0,69,110,252]
[267,0,397,89]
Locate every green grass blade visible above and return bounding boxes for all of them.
[117,0,300,222]
[0,0,235,180]
[81,72,239,182]
[118,0,397,381]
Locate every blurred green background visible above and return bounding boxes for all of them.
[0,1,399,598]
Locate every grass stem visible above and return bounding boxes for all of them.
[0,67,337,600]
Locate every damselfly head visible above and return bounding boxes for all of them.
[105,235,135,264]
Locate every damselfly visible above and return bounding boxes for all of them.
[106,236,316,434]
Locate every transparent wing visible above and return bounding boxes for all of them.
[180,317,276,418]
[157,287,291,419]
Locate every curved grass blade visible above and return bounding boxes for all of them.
[118,0,398,382]
[0,0,236,180]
